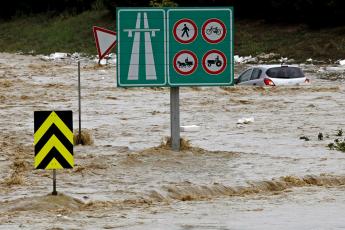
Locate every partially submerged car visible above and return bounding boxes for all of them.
[235,65,309,86]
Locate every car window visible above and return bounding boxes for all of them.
[238,69,252,83]
[266,67,304,79]
[250,68,262,80]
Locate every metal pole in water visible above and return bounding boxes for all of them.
[170,87,180,151]
[78,61,81,144]
[52,169,57,195]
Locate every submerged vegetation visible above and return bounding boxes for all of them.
[328,140,345,152]
[327,129,345,152]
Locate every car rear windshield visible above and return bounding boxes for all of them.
[266,67,304,79]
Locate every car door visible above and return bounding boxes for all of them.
[237,68,253,85]
[248,68,263,86]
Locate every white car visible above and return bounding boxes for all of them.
[235,65,309,86]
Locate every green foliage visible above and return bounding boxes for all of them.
[92,0,106,11]
[0,10,114,55]
[235,21,345,61]
[328,143,335,150]
[0,0,97,20]
[149,0,178,7]
[328,139,345,152]
[1,0,345,28]
[102,0,150,17]
[336,129,343,136]
[327,129,345,152]
[1,10,345,60]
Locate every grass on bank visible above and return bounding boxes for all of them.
[236,20,345,61]
[0,10,344,61]
[0,10,114,55]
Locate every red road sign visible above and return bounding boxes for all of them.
[173,50,198,75]
[173,19,198,44]
[202,18,226,44]
[93,26,117,60]
[202,50,227,75]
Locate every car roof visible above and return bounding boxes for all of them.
[255,64,300,70]
[237,64,302,76]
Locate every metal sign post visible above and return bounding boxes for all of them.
[170,87,180,151]
[78,61,81,144]
[52,169,57,195]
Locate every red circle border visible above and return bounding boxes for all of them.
[173,50,198,75]
[173,18,198,44]
[202,49,227,75]
[201,18,227,44]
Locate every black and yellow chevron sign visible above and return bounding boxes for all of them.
[34,111,74,169]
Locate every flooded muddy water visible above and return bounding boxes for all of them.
[0,53,345,229]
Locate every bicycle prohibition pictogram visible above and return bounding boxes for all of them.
[202,18,227,44]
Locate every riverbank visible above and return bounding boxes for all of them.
[0,10,344,62]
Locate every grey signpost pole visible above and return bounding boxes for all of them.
[170,87,180,151]
[78,61,81,143]
[52,169,57,195]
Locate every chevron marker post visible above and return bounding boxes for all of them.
[34,111,73,195]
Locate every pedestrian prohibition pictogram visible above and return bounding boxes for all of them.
[202,18,226,44]
[173,50,198,75]
[202,49,227,74]
[173,18,197,44]
[34,111,74,169]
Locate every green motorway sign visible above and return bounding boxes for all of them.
[117,9,166,87]
[117,7,233,87]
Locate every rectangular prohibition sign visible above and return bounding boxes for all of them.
[168,8,233,86]
[117,7,234,87]
[34,111,74,169]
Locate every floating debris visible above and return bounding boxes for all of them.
[74,130,94,145]
[300,136,310,141]
[336,129,343,137]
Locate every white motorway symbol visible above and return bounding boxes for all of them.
[123,12,160,80]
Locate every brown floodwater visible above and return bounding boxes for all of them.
[1,53,345,229]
